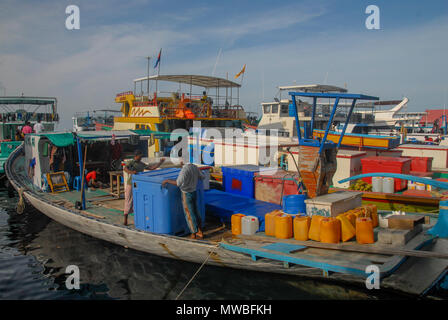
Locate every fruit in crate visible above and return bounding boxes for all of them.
[349,179,372,191]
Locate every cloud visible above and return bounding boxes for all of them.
[0,1,446,129]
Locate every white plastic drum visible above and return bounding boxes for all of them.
[241,215,259,235]
[372,177,383,193]
[382,177,395,194]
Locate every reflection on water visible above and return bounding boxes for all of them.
[0,191,406,300]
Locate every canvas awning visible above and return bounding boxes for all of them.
[40,133,74,147]
[133,74,241,88]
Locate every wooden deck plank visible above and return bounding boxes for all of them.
[382,238,448,295]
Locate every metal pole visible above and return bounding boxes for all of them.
[146,56,151,96]
[310,97,317,136]
[337,99,357,148]
[319,97,340,155]
[291,94,301,141]
[76,137,86,210]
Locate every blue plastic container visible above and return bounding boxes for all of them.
[282,194,307,215]
[221,165,265,198]
[132,168,205,235]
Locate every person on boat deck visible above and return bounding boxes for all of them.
[161,161,205,240]
[21,121,33,135]
[33,119,44,134]
[86,168,106,189]
[201,91,208,102]
[123,150,165,226]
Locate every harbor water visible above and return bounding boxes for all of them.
[0,189,420,300]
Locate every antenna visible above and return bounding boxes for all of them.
[323,71,329,84]
[211,48,222,76]
[145,56,151,95]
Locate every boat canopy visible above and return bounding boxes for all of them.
[279,84,347,93]
[31,132,75,147]
[133,74,241,88]
[0,96,57,105]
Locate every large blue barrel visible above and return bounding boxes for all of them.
[282,194,307,215]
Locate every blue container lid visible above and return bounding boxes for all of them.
[133,168,181,184]
[222,165,273,177]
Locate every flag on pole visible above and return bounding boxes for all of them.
[154,49,162,69]
[234,64,246,79]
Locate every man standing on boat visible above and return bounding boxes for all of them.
[21,121,33,135]
[33,119,44,134]
[161,161,205,239]
[123,150,165,226]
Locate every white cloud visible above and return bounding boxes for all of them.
[0,1,447,129]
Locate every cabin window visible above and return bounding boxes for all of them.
[271,104,279,114]
[280,104,289,115]
[263,105,271,114]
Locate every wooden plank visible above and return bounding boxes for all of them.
[388,215,425,230]
[237,234,448,260]
[382,238,448,295]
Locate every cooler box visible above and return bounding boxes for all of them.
[222,165,275,198]
[132,168,205,235]
[361,156,411,192]
[254,170,301,204]
[404,156,433,173]
[305,191,362,217]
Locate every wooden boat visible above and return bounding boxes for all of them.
[6,134,448,297]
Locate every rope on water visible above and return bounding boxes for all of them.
[16,187,26,214]
[175,243,219,300]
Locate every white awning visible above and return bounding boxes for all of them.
[278,84,347,93]
[133,74,241,88]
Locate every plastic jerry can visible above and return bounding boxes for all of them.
[231,213,246,235]
[362,204,378,228]
[319,218,341,244]
[337,214,356,242]
[265,210,283,236]
[308,215,325,241]
[241,215,259,235]
[356,217,375,244]
[274,214,293,239]
[294,216,311,241]
[344,212,357,227]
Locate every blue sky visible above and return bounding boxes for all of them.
[0,0,447,129]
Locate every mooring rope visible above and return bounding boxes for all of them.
[16,187,26,214]
[175,243,220,300]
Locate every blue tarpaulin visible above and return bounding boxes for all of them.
[204,189,281,231]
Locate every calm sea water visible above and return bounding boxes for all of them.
[0,189,411,300]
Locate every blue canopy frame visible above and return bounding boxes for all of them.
[288,92,379,154]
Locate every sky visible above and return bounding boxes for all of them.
[0,0,447,129]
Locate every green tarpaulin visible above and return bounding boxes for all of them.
[130,129,188,140]
[43,133,74,147]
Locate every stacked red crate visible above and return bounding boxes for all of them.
[361,156,411,192]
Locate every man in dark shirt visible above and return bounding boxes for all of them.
[122,150,165,225]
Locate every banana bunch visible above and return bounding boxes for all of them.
[349,179,372,192]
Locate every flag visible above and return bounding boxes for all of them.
[234,64,246,79]
[154,49,162,69]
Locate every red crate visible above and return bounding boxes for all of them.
[361,156,411,192]
[254,170,302,204]
[404,157,433,172]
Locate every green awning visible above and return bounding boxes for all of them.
[44,133,74,147]
[130,129,189,140]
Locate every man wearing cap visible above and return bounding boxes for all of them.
[123,150,165,226]
[161,161,205,239]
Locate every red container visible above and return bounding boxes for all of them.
[254,170,301,204]
[405,157,433,173]
[361,156,411,192]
